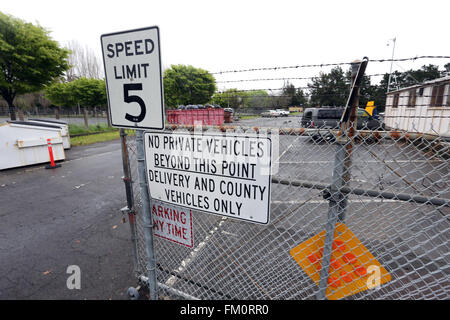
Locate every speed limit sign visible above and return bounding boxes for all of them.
[101,26,165,130]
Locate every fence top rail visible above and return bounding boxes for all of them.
[272,176,450,208]
[155,124,449,142]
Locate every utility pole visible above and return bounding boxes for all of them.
[387,37,397,93]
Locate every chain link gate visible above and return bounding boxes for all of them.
[119,59,450,300]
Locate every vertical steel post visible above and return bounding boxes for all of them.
[316,143,348,300]
[120,129,139,274]
[316,58,368,300]
[135,129,158,300]
[387,37,396,93]
[82,107,89,130]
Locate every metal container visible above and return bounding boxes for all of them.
[27,118,71,149]
[167,108,225,126]
[0,121,65,170]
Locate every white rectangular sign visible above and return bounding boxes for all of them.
[151,200,194,248]
[101,26,164,130]
[144,131,272,224]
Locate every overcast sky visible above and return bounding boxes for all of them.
[2,0,449,91]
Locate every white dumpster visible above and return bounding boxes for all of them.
[0,121,65,170]
[27,118,71,149]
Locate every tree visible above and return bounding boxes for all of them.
[364,73,393,113]
[343,71,380,110]
[444,63,450,74]
[45,78,107,128]
[308,67,349,107]
[282,81,307,107]
[45,78,106,108]
[246,90,270,109]
[384,64,442,91]
[211,89,269,110]
[163,65,216,107]
[69,78,106,108]
[211,89,244,108]
[44,82,76,107]
[406,64,441,85]
[304,64,445,114]
[65,40,102,81]
[370,65,444,112]
[0,11,70,120]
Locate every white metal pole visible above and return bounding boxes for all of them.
[387,37,396,93]
[136,130,158,300]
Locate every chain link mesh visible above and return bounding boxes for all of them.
[122,121,449,300]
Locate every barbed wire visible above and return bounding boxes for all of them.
[377,114,450,118]
[212,62,353,75]
[217,87,309,93]
[367,94,449,99]
[216,72,449,84]
[226,104,450,110]
[215,85,450,98]
[212,56,450,75]
[377,103,450,108]
[218,77,319,83]
[216,74,386,83]
[233,112,450,119]
[371,56,450,63]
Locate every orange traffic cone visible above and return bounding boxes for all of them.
[45,138,61,169]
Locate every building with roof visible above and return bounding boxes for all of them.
[384,76,450,137]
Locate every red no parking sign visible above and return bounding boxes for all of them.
[151,201,194,248]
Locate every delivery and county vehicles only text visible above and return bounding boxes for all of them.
[144,132,272,224]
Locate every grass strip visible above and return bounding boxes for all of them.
[239,115,261,120]
[68,123,116,135]
[70,129,135,146]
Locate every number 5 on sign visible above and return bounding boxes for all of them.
[101,26,165,130]
[124,83,146,122]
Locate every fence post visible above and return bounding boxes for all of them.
[106,108,112,128]
[18,108,24,121]
[316,58,368,300]
[82,107,89,130]
[135,129,158,300]
[119,129,139,274]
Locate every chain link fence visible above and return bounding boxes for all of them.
[119,58,449,300]
[120,120,449,300]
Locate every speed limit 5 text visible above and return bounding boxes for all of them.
[105,39,154,80]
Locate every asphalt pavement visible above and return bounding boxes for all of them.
[0,139,136,299]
